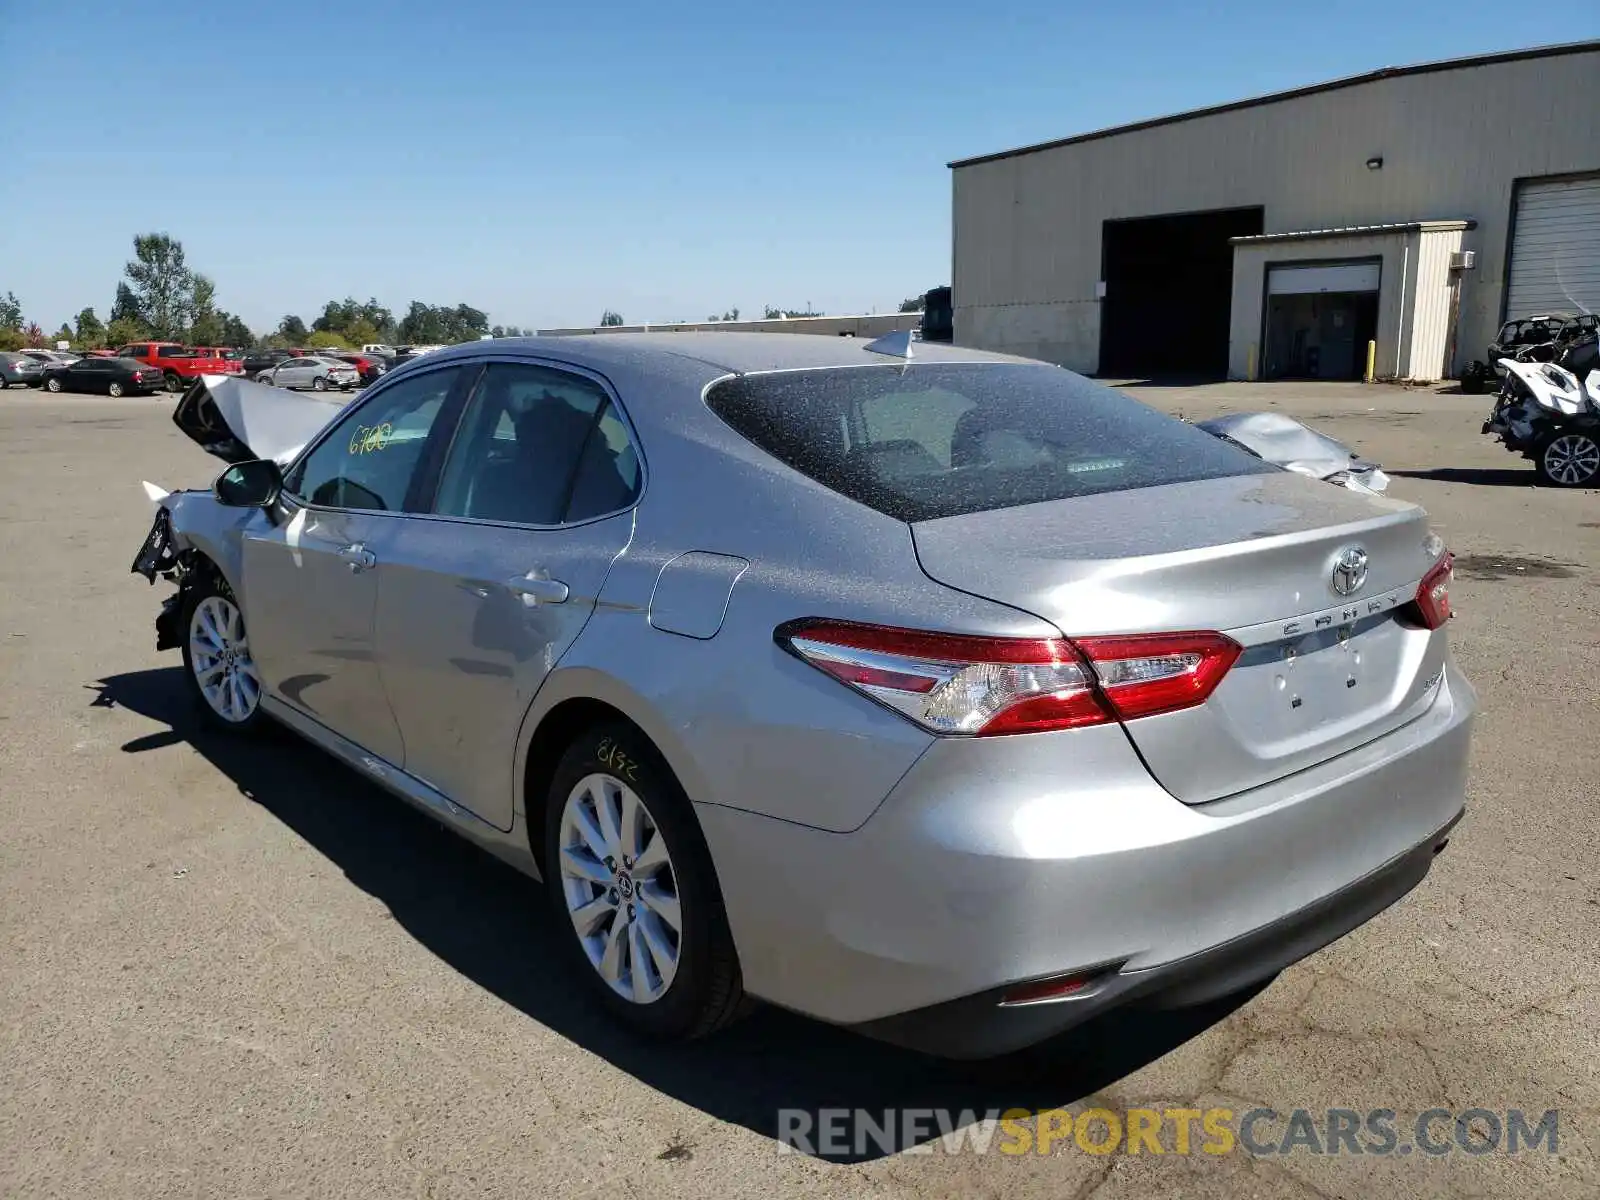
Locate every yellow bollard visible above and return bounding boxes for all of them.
[1365,340,1376,384]
[1247,343,1257,382]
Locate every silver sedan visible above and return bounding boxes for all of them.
[255,355,360,391]
[133,335,1474,1058]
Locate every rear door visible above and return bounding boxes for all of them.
[371,359,641,829]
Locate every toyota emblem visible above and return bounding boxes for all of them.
[1331,547,1369,596]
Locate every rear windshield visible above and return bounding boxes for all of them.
[706,363,1274,522]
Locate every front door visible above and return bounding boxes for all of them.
[373,360,642,829]
[242,361,470,763]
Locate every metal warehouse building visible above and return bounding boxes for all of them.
[949,40,1600,382]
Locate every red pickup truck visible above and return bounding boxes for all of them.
[114,342,245,392]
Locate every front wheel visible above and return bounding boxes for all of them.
[543,724,744,1040]
[180,577,266,732]
[1537,428,1600,487]
[45,376,63,392]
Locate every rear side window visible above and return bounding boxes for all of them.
[706,363,1274,522]
[432,362,639,525]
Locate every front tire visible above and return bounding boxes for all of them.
[180,576,266,732]
[543,723,744,1040]
[1536,428,1600,488]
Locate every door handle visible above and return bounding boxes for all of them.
[507,573,570,605]
[339,542,377,573]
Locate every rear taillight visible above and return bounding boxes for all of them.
[132,371,143,381]
[776,620,1239,736]
[1411,552,1454,629]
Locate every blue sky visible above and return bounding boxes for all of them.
[0,0,1539,335]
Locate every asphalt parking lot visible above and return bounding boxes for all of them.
[2,379,1597,1199]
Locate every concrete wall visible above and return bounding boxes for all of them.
[540,313,922,338]
[952,46,1600,373]
[1228,224,1466,382]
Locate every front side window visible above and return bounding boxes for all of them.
[706,363,1274,522]
[433,362,639,525]
[285,365,463,511]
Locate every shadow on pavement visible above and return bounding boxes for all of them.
[1390,467,1535,487]
[91,666,1260,1162]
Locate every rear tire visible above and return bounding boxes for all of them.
[1536,427,1600,488]
[45,376,62,392]
[164,371,183,393]
[312,375,328,392]
[542,722,745,1041]
[107,381,124,397]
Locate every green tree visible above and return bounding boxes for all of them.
[110,282,143,327]
[600,310,624,327]
[707,307,740,322]
[312,297,395,343]
[306,330,352,350]
[123,233,195,339]
[342,317,380,347]
[220,314,255,348]
[187,274,225,345]
[277,314,309,342]
[397,301,446,344]
[763,305,824,319]
[52,323,73,346]
[105,316,146,349]
[0,291,22,330]
[898,296,924,313]
[74,307,107,349]
[0,329,23,351]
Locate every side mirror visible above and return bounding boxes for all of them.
[214,458,283,507]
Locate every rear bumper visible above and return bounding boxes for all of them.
[852,809,1459,1058]
[697,659,1475,1057]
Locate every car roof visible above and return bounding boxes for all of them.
[416,331,1036,381]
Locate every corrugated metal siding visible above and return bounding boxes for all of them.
[953,48,1600,370]
[1408,227,1464,379]
[1505,175,1600,317]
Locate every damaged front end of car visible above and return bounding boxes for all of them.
[1193,412,1391,494]
[129,373,346,651]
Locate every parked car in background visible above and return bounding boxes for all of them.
[115,342,244,392]
[0,351,46,387]
[326,351,387,385]
[20,349,82,367]
[133,334,1473,1058]
[240,348,292,377]
[255,355,360,391]
[41,356,163,396]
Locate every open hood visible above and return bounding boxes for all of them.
[1195,412,1389,494]
[172,374,349,465]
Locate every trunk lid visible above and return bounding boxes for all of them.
[172,373,348,465]
[912,471,1448,802]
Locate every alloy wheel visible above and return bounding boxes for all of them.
[557,772,682,1003]
[1544,434,1600,486]
[188,595,261,723]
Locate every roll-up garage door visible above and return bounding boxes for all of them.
[1505,175,1600,318]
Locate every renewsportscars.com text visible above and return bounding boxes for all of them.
[777,1106,1560,1158]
